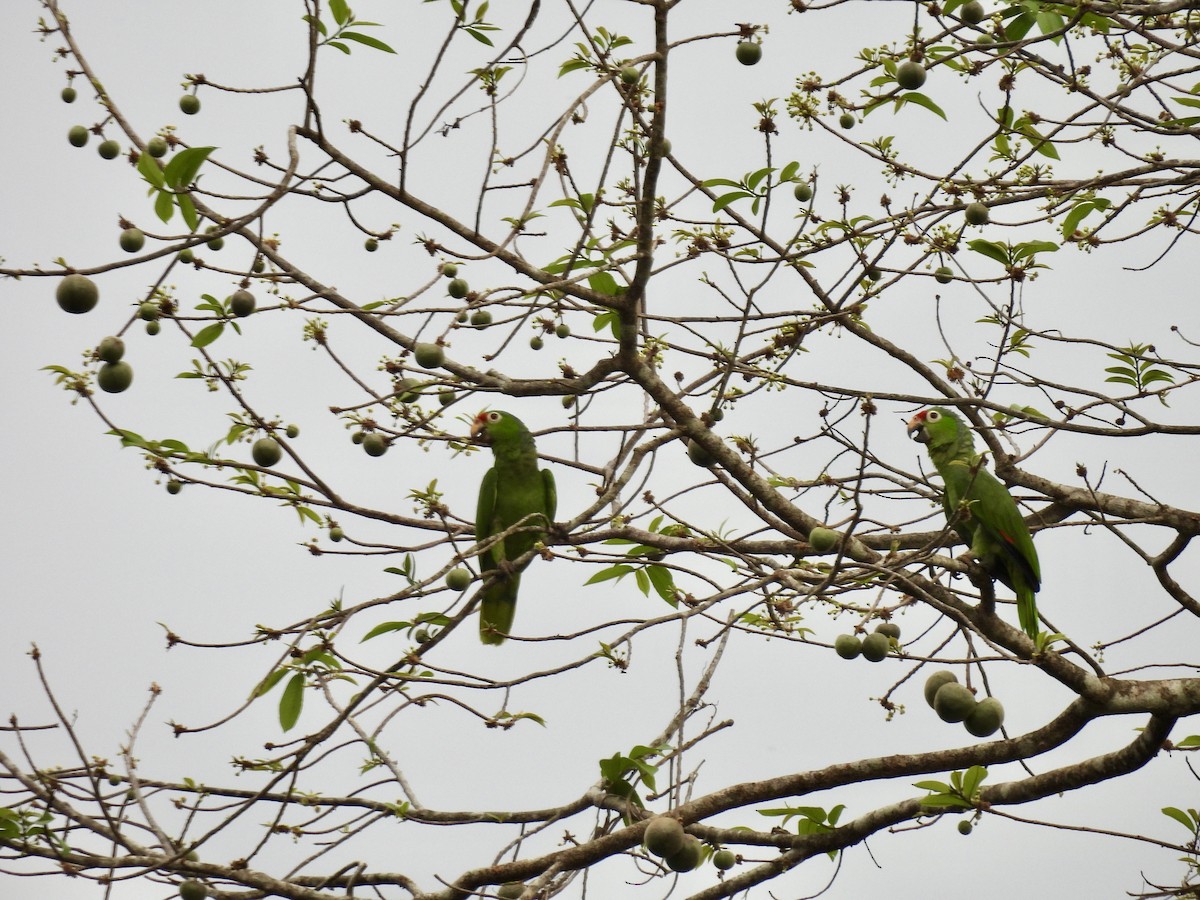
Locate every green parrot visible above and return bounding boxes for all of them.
[470,410,557,645]
[906,407,1042,637]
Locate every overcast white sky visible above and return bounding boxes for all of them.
[3,2,1200,898]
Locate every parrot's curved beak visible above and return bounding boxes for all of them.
[906,414,929,443]
[469,415,490,444]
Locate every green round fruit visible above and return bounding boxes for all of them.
[252,257,265,273]
[933,682,977,723]
[438,388,456,406]
[619,66,640,84]
[643,816,686,858]
[166,479,182,495]
[97,361,133,393]
[934,266,954,284]
[178,881,207,900]
[145,320,161,335]
[364,238,379,252]
[97,336,125,363]
[207,235,225,251]
[68,125,89,147]
[665,837,703,872]
[839,112,855,129]
[413,627,432,643]
[555,322,571,339]
[686,438,716,468]
[470,309,492,329]
[808,527,839,553]
[530,335,544,350]
[119,228,145,253]
[56,273,99,314]
[496,883,525,900]
[179,94,201,115]
[147,136,168,158]
[895,60,927,90]
[396,378,420,403]
[963,697,1005,737]
[61,86,77,103]
[874,622,901,640]
[960,0,986,24]
[958,819,974,835]
[712,848,736,871]
[285,424,300,439]
[793,182,813,202]
[735,41,762,66]
[414,342,445,368]
[834,634,862,660]
[138,301,161,321]
[329,526,344,542]
[975,33,995,45]
[964,202,990,226]
[442,262,458,278]
[865,265,882,282]
[709,407,725,422]
[860,632,890,662]
[447,278,469,299]
[363,433,389,457]
[924,670,959,707]
[178,247,194,263]
[352,430,366,445]
[562,395,576,409]
[252,437,282,467]
[660,137,672,155]
[446,567,472,591]
[98,139,121,160]
[229,289,256,317]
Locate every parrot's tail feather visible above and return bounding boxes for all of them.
[1016,583,1039,639]
[480,573,521,646]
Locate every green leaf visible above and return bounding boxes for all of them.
[588,271,624,296]
[464,27,495,46]
[713,191,754,213]
[584,564,634,586]
[279,672,304,731]
[1162,806,1198,833]
[328,41,351,54]
[645,564,676,604]
[340,31,397,53]
[913,780,951,793]
[163,146,216,189]
[190,323,225,348]
[896,92,947,121]
[252,665,292,699]
[329,0,350,24]
[137,150,165,188]
[968,239,1010,265]
[154,189,175,224]
[178,194,200,232]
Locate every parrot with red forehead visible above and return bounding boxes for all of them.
[906,407,1041,637]
[469,410,557,645]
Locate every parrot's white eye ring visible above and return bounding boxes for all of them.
[926,410,941,421]
[486,411,502,423]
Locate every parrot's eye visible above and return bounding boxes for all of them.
[486,411,502,423]
[926,410,940,422]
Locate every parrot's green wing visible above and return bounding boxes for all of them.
[542,467,557,523]
[475,466,500,570]
[960,464,1041,636]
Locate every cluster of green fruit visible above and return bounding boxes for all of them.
[351,430,390,458]
[923,670,1005,737]
[834,622,900,662]
[642,816,736,873]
